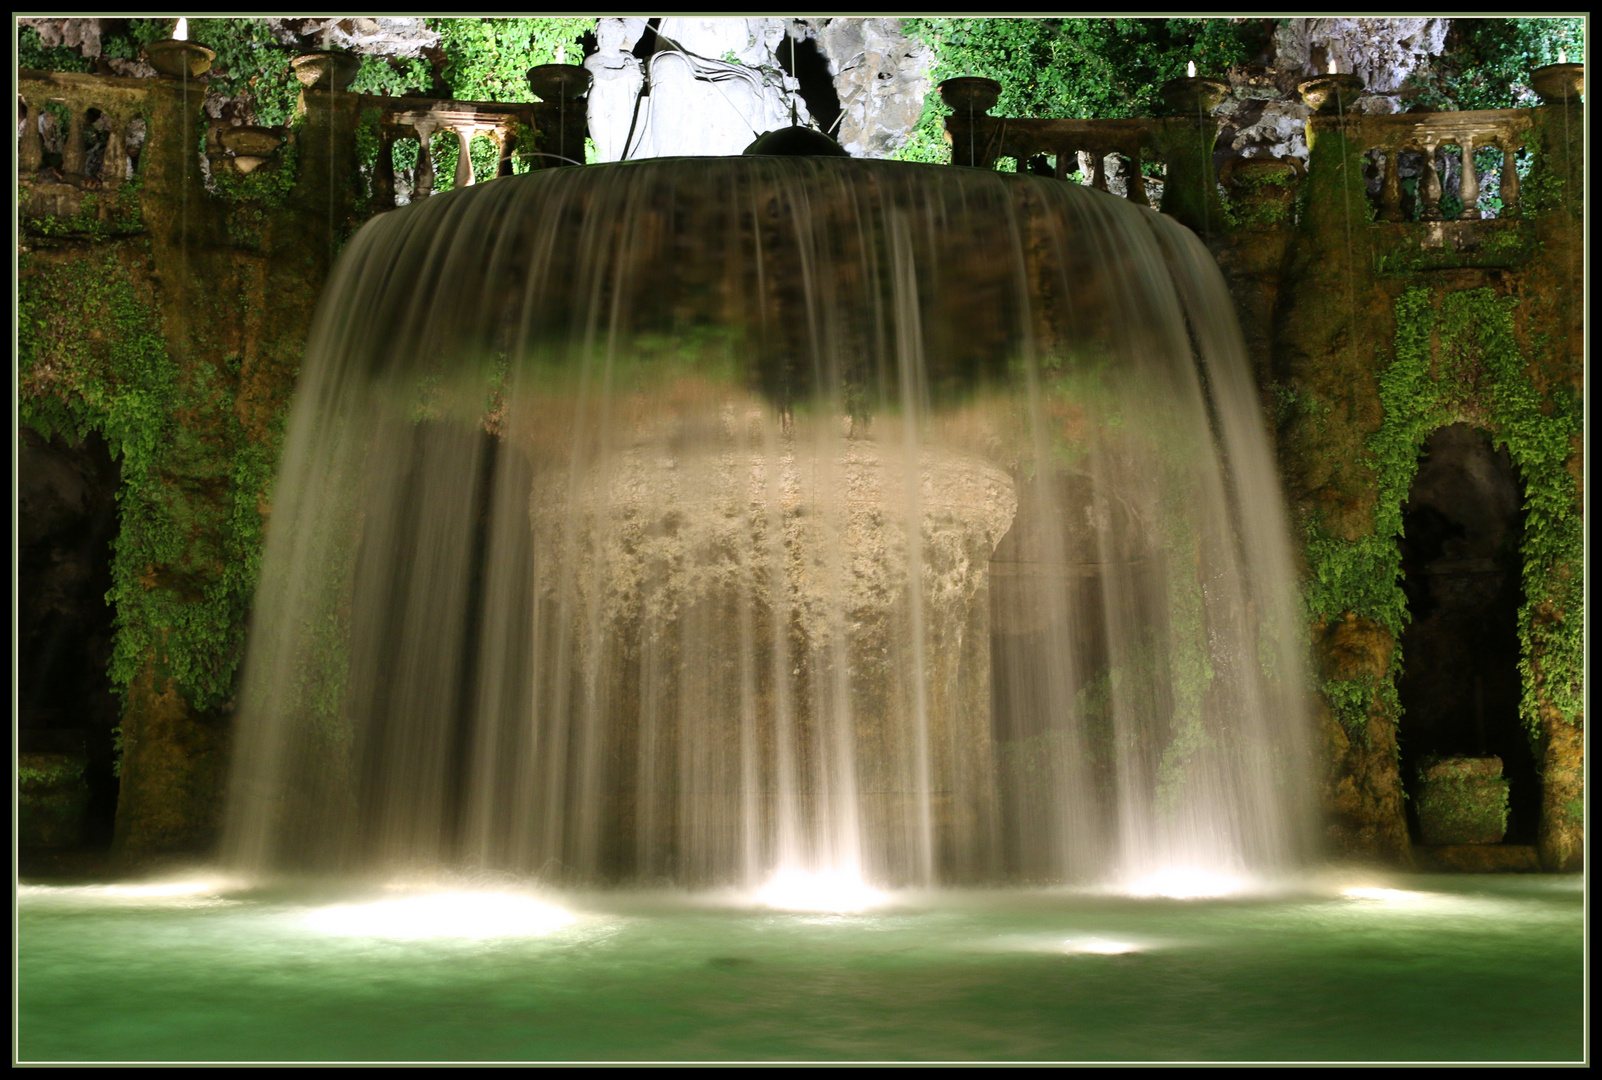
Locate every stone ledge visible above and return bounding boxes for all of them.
[1413,843,1541,873]
[1371,219,1534,274]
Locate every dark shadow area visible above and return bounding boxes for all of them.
[17,426,123,851]
[631,18,662,62]
[776,31,843,137]
[1397,424,1536,842]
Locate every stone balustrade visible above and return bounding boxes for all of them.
[19,69,151,194]
[938,79,1230,235]
[21,65,586,227]
[1333,109,1535,222]
[359,96,542,209]
[966,115,1165,205]
[943,75,1575,244]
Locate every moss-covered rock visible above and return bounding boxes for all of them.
[1416,757,1510,845]
[18,753,90,848]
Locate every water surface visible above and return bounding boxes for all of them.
[17,872,1582,1062]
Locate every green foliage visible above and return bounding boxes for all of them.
[912,17,1267,120]
[896,17,1271,165]
[188,18,300,125]
[1425,18,1585,111]
[18,250,279,714]
[429,17,592,103]
[1415,761,1509,843]
[1434,293,1584,732]
[1303,286,1582,739]
[210,119,301,208]
[347,55,433,98]
[18,25,94,72]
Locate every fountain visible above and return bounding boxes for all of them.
[221,153,1316,893]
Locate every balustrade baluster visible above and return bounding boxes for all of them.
[1457,136,1480,220]
[372,132,396,209]
[454,128,474,188]
[1053,146,1071,181]
[413,126,435,198]
[1091,151,1107,192]
[102,115,126,189]
[20,100,44,172]
[1127,152,1148,206]
[62,107,86,177]
[1421,143,1442,221]
[1380,146,1404,221]
[495,127,514,177]
[1499,140,1520,217]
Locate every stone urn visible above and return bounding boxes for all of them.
[144,38,215,80]
[1530,62,1584,105]
[1221,156,1303,227]
[528,63,593,102]
[1160,77,1230,116]
[1298,73,1366,115]
[220,125,285,175]
[938,77,1002,116]
[1416,757,1510,845]
[292,50,361,92]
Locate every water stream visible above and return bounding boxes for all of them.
[223,157,1315,892]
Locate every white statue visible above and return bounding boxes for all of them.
[588,17,811,162]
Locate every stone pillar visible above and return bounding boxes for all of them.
[20,100,45,172]
[1457,136,1480,219]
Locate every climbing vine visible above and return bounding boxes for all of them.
[1304,285,1582,737]
[18,249,274,713]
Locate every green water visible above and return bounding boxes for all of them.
[16,873,1584,1063]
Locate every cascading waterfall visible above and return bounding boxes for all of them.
[223,156,1315,890]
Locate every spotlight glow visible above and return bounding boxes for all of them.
[1066,938,1139,955]
[174,18,188,41]
[1125,867,1244,899]
[305,891,575,939]
[104,880,216,897]
[1342,886,1426,903]
[18,880,224,900]
[1187,60,1197,78]
[753,869,886,913]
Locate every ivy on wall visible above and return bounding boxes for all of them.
[20,251,232,710]
[1305,285,1582,737]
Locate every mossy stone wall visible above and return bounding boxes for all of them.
[17,79,1583,870]
[19,77,366,859]
[1224,103,1584,870]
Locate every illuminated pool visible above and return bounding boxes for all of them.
[16,873,1583,1063]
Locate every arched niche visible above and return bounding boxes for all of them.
[1397,423,1536,843]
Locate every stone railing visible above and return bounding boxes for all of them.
[937,76,1232,234]
[941,65,1583,242]
[1339,109,1533,222]
[964,114,1164,204]
[359,97,539,208]
[19,69,151,197]
[21,56,596,226]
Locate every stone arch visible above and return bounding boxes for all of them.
[1396,423,1536,847]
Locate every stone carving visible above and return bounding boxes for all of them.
[270,17,439,59]
[585,18,649,163]
[806,18,933,159]
[18,17,108,57]
[587,17,810,162]
[1219,18,1451,164]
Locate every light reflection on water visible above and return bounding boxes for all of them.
[16,872,1583,1064]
